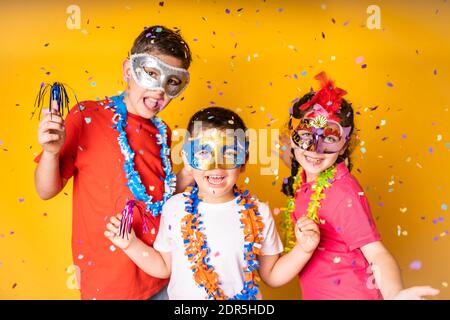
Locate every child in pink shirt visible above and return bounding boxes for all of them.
[280,72,440,300]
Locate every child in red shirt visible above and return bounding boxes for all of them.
[280,72,440,300]
[34,26,193,300]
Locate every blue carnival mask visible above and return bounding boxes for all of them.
[183,129,248,170]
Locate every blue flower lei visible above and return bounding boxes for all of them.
[108,94,176,218]
[182,184,264,300]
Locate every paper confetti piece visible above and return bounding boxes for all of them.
[387,82,394,87]
[409,260,422,270]
[355,56,365,64]
[84,117,91,124]
[442,203,448,211]
[333,257,341,264]
[109,245,116,252]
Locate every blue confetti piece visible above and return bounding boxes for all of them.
[84,117,91,124]
[442,203,448,211]
[409,260,422,270]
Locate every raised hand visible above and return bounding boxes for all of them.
[104,213,136,250]
[38,100,66,155]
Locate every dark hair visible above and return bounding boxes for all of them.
[281,92,355,197]
[187,107,248,134]
[131,25,192,69]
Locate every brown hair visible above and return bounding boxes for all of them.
[131,25,192,69]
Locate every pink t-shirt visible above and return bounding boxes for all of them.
[293,162,382,300]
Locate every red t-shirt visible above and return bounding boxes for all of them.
[35,97,170,299]
[293,162,382,300]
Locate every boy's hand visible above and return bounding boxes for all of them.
[295,216,320,254]
[38,100,66,155]
[393,286,440,300]
[104,213,136,250]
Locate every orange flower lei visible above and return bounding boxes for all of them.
[181,185,265,300]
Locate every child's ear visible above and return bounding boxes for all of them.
[122,59,131,82]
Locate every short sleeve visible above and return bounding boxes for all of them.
[334,192,381,251]
[34,104,84,180]
[258,202,284,256]
[153,203,173,253]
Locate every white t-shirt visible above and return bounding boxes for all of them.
[154,192,284,300]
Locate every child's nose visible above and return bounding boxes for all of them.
[152,89,165,98]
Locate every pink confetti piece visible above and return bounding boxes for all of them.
[355,56,364,64]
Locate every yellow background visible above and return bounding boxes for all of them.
[0,0,449,299]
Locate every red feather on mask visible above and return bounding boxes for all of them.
[299,72,347,115]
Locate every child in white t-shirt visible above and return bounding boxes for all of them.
[105,107,320,300]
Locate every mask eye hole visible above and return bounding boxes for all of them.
[297,130,313,140]
[143,67,160,79]
[222,147,238,159]
[323,135,340,143]
[167,77,182,86]
[193,144,212,161]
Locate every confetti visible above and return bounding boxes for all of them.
[333,257,341,264]
[437,134,442,141]
[399,207,407,213]
[355,56,365,64]
[77,254,84,260]
[244,177,250,184]
[109,245,116,252]
[441,203,448,211]
[18,198,25,203]
[387,82,394,87]
[84,117,92,124]
[409,260,422,270]
[273,208,280,215]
